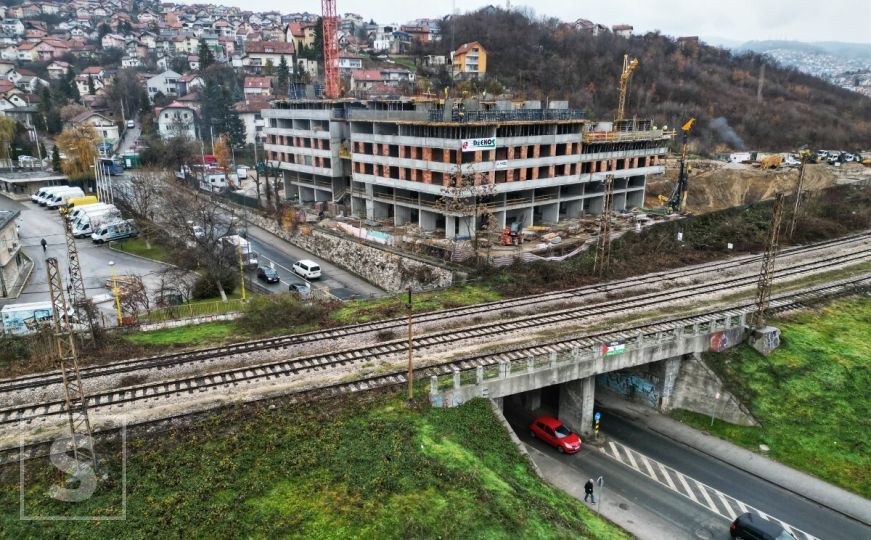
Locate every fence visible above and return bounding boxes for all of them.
[136,298,247,323]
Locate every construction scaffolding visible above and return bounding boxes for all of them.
[593,175,615,277]
[751,193,785,329]
[46,257,97,472]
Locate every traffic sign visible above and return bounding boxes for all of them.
[594,411,601,422]
[596,476,604,487]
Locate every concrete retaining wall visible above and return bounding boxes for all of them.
[668,353,758,426]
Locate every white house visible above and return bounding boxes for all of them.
[121,56,141,68]
[146,70,181,103]
[157,102,197,140]
[242,40,295,74]
[1,19,25,36]
[68,110,120,146]
[337,53,362,73]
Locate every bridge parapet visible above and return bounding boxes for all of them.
[430,309,749,409]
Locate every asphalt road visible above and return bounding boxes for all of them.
[595,405,870,540]
[0,195,169,318]
[118,125,141,155]
[504,406,731,539]
[243,223,384,300]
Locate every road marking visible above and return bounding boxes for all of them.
[657,462,677,491]
[600,439,819,540]
[716,491,737,520]
[676,472,699,503]
[695,478,719,513]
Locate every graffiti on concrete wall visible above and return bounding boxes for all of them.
[597,372,659,408]
[710,328,744,353]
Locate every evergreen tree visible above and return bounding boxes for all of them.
[276,55,290,97]
[263,58,275,76]
[87,74,95,95]
[65,68,81,103]
[51,144,61,171]
[198,39,215,70]
[312,18,324,62]
[97,23,111,49]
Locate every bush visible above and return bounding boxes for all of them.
[235,294,332,334]
[191,273,238,300]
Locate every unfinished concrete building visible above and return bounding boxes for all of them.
[262,99,670,239]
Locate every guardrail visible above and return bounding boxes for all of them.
[582,130,672,143]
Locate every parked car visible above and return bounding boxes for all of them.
[256,267,280,284]
[18,155,38,165]
[292,259,321,280]
[126,120,135,128]
[730,512,796,539]
[529,416,582,454]
[91,219,138,244]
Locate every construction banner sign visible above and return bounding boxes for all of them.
[602,339,626,356]
[461,137,497,152]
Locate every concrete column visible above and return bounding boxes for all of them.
[445,215,456,239]
[658,356,682,412]
[560,376,595,436]
[525,388,542,411]
[430,376,438,394]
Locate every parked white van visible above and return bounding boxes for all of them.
[32,186,70,204]
[45,188,85,209]
[91,219,138,244]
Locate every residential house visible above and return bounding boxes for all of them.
[451,41,487,78]
[146,70,181,102]
[242,40,295,74]
[612,24,633,38]
[400,23,437,43]
[243,76,271,96]
[0,209,25,296]
[1,19,25,36]
[157,102,197,140]
[27,39,70,61]
[233,96,269,144]
[15,42,38,62]
[101,33,126,49]
[337,53,362,74]
[175,73,203,96]
[67,110,120,146]
[46,60,72,79]
[121,56,141,68]
[75,74,105,97]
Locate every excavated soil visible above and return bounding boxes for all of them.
[645,161,869,214]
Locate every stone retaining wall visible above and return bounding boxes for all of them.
[245,212,456,293]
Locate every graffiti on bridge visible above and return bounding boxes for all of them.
[597,372,659,408]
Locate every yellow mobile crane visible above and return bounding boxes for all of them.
[616,54,639,122]
[664,117,696,214]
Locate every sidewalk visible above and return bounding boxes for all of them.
[596,392,871,527]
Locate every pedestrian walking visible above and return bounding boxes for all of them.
[40,238,47,252]
[584,478,596,503]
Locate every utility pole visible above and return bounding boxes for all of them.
[237,241,247,303]
[751,192,785,329]
[406,287,414,401]
[787,156,808,240]
[593,175,615,277]
[46,257,97,472]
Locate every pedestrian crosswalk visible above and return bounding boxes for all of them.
[601,439,818,540]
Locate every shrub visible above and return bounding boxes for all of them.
[235,294,332,334]
[191,273,238,300]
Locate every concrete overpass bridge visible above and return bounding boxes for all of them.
[427,277,866,435]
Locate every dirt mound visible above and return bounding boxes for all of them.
[644,160,867,213]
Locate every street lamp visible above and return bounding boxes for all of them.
[108,261,123,325]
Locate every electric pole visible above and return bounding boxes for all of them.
[787,156,808,240]
[60,208,96,344]
[407,287,414,401]
[46,257,97,471]
[751,192,785,329]
[593,175,615,277]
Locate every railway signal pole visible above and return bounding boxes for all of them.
[751,192,785,329]
[46,257,97,472]
[593,175,615,277]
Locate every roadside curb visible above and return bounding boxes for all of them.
[107,243,176,268]
[488,399,543,477]
[605,406,871,527]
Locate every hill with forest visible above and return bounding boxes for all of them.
[426,8,871,154]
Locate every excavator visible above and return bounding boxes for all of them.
[661,117,696,214]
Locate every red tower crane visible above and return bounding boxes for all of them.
[321,0,339,99]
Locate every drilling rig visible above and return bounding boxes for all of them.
[664,117,696,214]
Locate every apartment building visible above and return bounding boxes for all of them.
[262,99,669,239]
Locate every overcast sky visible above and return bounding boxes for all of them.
[176,0,869,45]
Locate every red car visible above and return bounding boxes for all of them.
[529,416,582,454]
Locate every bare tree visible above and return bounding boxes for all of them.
[120,168,165,249]
[119,275,150,315]
[434,166,497,261]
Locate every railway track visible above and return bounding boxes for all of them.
[2,232,869,394]
[2,264,868,430]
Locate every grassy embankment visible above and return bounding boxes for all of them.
[672,296,870,498]
[112,237,174,264]
[2,395,627,539]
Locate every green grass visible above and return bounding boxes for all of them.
[333,284,503,324]
[2,395,627,539]
[112,237,173,264]
[672,296,871,497]
[123,320,235,347]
